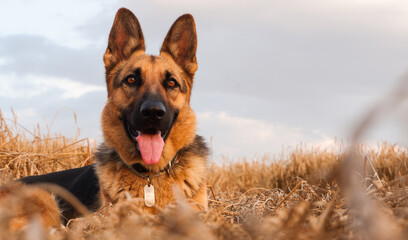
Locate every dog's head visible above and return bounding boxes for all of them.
[101,8,198,170]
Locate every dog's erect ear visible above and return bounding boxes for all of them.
[104,8,145,72]
[160,14,198,78]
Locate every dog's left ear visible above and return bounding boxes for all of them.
[160,14,198,79]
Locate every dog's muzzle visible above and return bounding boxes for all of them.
[122,99,179,165]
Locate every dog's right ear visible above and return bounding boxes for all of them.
[103,8,145,72]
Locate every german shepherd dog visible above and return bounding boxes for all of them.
[5,8,209,227]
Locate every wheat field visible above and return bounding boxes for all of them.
[1,109,408,240]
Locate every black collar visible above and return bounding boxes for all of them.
[131,163,150,173]
[124,152,180,181]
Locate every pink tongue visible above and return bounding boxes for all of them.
[136,132,164,165]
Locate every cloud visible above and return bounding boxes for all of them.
[0,35,105,85]
[33,77,105,99]
[0,57,7,66]
[12,108,38,119]
[0,0,114,48]
[196,111,334,160]
[144,0,408,37]
[0,89,106,141]
[1,0,407,160]
[0,73,105,99]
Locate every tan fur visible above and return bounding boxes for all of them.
[97,154,207,214]
[98,9,208,212]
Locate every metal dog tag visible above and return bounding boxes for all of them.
[144,184,155,207]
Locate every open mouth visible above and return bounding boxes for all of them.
[124,113,178,165]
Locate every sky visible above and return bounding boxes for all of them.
[1,0,408,162]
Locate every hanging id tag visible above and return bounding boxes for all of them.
[144,184,155,207]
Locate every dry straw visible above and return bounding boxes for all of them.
[1,74,408,238]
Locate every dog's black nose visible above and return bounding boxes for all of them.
[140,101,166,120]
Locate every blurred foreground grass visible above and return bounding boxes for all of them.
[1,110,408,239]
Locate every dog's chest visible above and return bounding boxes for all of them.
[97,161,203,212]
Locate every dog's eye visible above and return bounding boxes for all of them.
[166,78,178,88]
[124,75,141,86]
[127,77,136,84]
